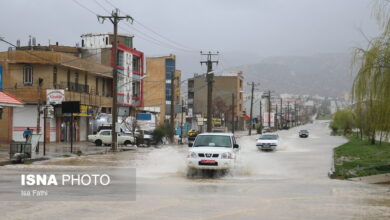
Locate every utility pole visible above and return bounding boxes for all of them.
[259,98,262,134]
[200,51,219,132]
[170,71,175,142]
[231,93,235,134]
[297,104,300,125]
[275,104,278,130]
[287,101,290,128]
[180,99,184,144]
[280,98,283,129]
[36,78,43,153]
[43,106,47,156]
[248,82,255,135]
[98,9,133,151]
[268,91,271,128]
[294,101,298,127]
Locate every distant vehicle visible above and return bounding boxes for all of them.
[256,133,279,151]
[88,130,135,146]
[187,133,239,171]
[213,118,222,127]
[299,130,309,138]
[187,129,198,143]
[136,130,154,145]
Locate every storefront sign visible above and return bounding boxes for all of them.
[73,105,93,117]
[46,89,65,105]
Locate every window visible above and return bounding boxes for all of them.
[81,39,84,47]
[117,51,124,66]
[67,70,70,89]
[74,72,79,85]
[101,131,110,136]
[194,135,232,148]
[105,37,109,45]
[23,65,33,86]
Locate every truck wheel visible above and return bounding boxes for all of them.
[95,140,102,146]
[124,140,131,146]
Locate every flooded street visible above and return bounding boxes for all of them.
[0,121,389,220]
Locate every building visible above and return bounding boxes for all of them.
[0,47,113,143]
[188,72,244,131]
[81,33,145,114]
[143,55,181,125]
[0,90,25,142]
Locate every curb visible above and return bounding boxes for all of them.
[349,173,390,184]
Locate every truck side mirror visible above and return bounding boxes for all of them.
[188,142,193,147]
[233,144,239,149]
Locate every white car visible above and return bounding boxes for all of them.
[187,133,239,171]
[88,130,135,146]
[256,133,279,151]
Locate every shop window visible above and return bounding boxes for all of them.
[23,65,33,86]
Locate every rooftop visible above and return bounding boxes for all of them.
[81,32,134,38]
[0,91,25,107]
[0,50,113,78]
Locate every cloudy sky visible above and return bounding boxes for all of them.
[0,0,382,76]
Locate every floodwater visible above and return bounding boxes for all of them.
[0,120,389,219]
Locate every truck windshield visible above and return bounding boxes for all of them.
[194,135,232,148]
[259,135,278,140]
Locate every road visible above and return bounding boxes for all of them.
[0,120,389,220]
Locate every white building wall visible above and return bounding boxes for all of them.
[79,117,87,141]
[81,34,111,49]
[13,105,57,142]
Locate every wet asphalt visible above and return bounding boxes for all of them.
[0,120,389,220]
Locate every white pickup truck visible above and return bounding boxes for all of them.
[187,133,240,172]
[88,130,135,146]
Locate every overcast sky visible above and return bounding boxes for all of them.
[0,0,382,76]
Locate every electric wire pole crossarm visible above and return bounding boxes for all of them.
[97,8,134,151]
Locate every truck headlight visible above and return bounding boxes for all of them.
[221,152,233,159]
[187,152,197,158]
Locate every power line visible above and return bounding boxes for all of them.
[81,0,197,53]
[104,0,198,52]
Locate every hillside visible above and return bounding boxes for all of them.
[226,53,355,97]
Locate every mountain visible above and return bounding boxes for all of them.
[226,53,355,97]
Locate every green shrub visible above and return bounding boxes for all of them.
[152,123,174,144]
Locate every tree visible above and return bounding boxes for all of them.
[352,0,390,144]
[330,110,356,135]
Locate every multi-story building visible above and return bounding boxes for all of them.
[188,71,244,130]
[81,33,144,114]
[0,46,113,143]
[143,55,181,125]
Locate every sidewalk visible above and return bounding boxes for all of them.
[0,141,115,164]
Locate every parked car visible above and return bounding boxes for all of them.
[256,133,279,151]
[187,133,239,171]
[134,130,154,145]
[299,130,309,138]
[88,130,135,146]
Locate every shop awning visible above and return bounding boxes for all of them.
[0,91,25,107]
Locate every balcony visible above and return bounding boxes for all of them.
[55,82,89,93]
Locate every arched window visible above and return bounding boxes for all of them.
[23,65,33,86]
